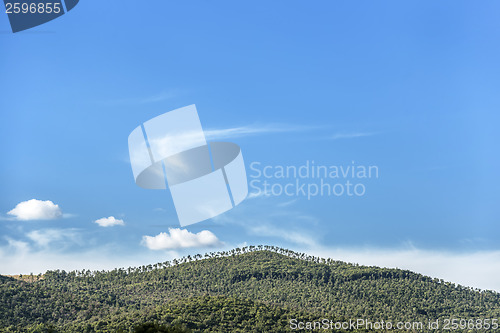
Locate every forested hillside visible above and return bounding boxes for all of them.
[0,246,499,332]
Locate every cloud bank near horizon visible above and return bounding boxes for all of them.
[306,246,500,293]
[0,237,498,292]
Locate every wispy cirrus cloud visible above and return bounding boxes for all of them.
[133,116,376,147]
[27,228,80,247]
[4,238,30,254]
[212,194,320,248]
[204,124,319,140]
[143,124,312,159]
[139,91,176,104]
[102,90,177,105]
[249,224,316,247]
[330,131,379,140]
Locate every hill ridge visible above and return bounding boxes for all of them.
[1,245,499,332]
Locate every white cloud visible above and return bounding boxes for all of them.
[94,216,124,227]
[142,228,221,250]
[7,199,62,221]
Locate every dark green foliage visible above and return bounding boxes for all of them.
[61,296,321,333]
[0,246,498,332]
[132,322,190,333]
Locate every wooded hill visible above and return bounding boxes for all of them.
[0,245,499,332]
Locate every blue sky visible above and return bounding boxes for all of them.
[1,1,499,291]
